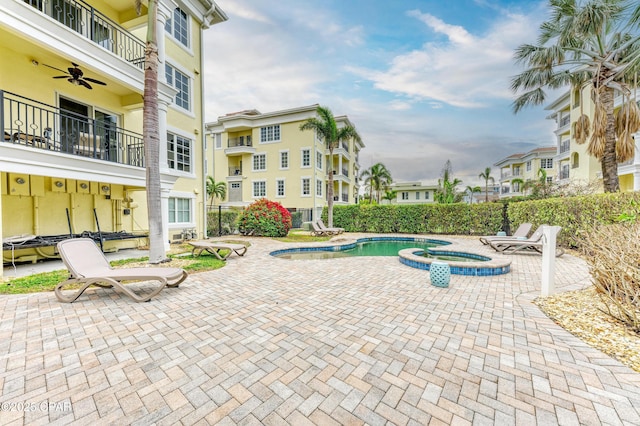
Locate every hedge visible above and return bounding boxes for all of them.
[207,210,240,236]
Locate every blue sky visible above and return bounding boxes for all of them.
[203,0,558,186]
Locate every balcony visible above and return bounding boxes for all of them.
[560,140,570,153]
[23,0,146,68]
[2,90,144,166]
[225,137,255,156]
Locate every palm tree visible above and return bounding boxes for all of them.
[135,0,165,263]
[465,186,481,204]
[435,160,463,204]
[381,190,397,204]
[511,0,640,192]
[206,176,227,208]
[300,106,362,226]
[478,167,494,202]
[360,162,393,204]
[511,178,524,195]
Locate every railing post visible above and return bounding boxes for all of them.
[0,91,4,136]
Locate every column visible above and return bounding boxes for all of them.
[156,1,172,84]
[161,186,171,251]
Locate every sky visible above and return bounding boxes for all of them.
[202,0,560,187]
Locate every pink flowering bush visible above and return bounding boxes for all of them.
[238,199,292,237]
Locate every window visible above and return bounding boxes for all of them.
[169,198,190,223]
[316,151,322,169]
[280,151,289,169]
[165,64,190,110]
[541,158,553,169]
[425,191,430,200]
[167,132,191,172]
[165,8,189,48]
[401,192,409,200]
[416,192,420,200]
[546,177,553,184]
[302,178,310,196]
[302,149,311,167]
[526,161,531,171]
[215,134,222,149]
[252,153,266,171]
[316,180,322,196]
[276,179,285,197]
[260,125,280,143]
[252,181,266,197]
[231,182,240,189]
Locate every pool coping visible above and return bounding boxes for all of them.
[398,247,512,276]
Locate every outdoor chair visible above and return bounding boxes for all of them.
[311,221,331,236]
[479,223,532,245]
[317,219,344,235]
[488,225,564,257]
[55,238,187,303]
[188,241,247,260]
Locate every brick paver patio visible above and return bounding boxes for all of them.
[1,234,639,425]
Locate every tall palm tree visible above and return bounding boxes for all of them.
[300,106,362,226]
[136,0,165,263]
[206,176,227,208]
[360,162,393,204]
[478,167,494,202]
[511,0,640,192]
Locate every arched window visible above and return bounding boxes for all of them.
[571,152,579,169]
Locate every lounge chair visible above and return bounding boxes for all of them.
[55,238,187,303]
[317,219,344,234]
[189,241,247,260]
[488,225,565,257]
[311,221,330,236]
[479,223,532,245]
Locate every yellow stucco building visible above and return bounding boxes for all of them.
[1,0,227,276]
[494,147,557,198]
[205,105,365,220]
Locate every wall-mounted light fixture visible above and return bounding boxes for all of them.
[80,183,89,189]
[15,177,25,184]
[101,185,110,192]
[54,181,64,188]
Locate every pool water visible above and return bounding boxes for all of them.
[422,253,486,263]
[273,240,446,260]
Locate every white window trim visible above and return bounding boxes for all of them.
[279,149,289,170]
[252,153,267,172]
[165,7,194,56]
[316,178,323,197]
[276,178,286,198]
[252,180,267,198]
[301,147,311,169]
[301,176,311,197]
[167,191,196,229]
[166,125,196,178]
[315,149,323,170]
[165,59,195,116]
[259,124,282,144]
[214,133,222,150]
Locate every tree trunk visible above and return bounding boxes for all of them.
[600,87,620,192]
[144,0,166,263]
[327,149,334,227]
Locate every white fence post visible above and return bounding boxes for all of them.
[541,225,561,297]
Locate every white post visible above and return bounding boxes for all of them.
[541,225,561,296]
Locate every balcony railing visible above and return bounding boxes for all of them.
[560,169,570,180]
[560,140,570,153]
[24,0,145,68]
[341,141,349,151]
[228,166,242,176]
[559,115,570,128]
[1,91,144,166]
[227,137,252,148]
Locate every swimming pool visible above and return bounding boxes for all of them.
[270,236,450,259]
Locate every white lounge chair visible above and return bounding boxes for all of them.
[479,223,532,245]
[55,238,187,303]
[488,225,564,257]
[188,241,247,260]
[317,219,344,235]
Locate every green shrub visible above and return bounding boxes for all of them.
[207,209,240,236]
[238,199,292,237]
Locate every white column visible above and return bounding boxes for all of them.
[161,187,171,251]
[158,100,169,172]
[156,2,172,84]
[541,225,561,297]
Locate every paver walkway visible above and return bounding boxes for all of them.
[1,234,639,425]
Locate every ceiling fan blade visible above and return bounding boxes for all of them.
[79,80,93,89]
[42,63,69,74]
[53,75,69,79]
[83,77,106,85]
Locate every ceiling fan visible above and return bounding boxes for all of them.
[43,62,107,89]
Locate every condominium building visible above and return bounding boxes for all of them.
[205,105,364,220]
[494,147,557,198]
[1,0,227,276]
[545,86,640,191]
